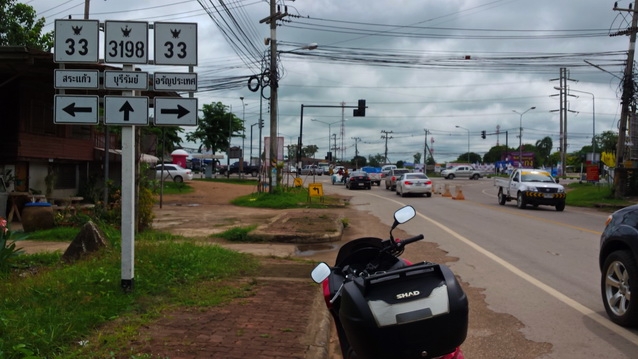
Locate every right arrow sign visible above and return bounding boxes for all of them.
[154,97,198,126]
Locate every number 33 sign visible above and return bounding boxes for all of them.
[154,22,198,66]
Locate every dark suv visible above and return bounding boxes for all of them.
[384,168,409,191]
[599,204,638,327]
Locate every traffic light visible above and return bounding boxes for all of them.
[259,118,264,128]
[481,130,486,139]
[327,151,333,161]
[353,99,366,117]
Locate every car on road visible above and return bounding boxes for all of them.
[345,171,372,190]
[599,204,638,327]
[384,168,410,190]
[155,163,193,183]
[395,173,433,197]
[301,165,323,176]
[441,165,484,180]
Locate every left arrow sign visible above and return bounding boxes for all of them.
[54,95,99,124]
[63,103,93,117]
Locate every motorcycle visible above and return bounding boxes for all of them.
[311,205,468,359]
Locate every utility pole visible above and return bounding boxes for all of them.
[340,102,346,161]
[351,137,361,157]
[381,130,393,164]
[423,129,429,169]
[551,68,576,175]
[259,0,288,192]
[612,0,638,197]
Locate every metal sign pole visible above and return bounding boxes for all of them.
[121,64,136,292]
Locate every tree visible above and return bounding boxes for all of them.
[535,136,553,167]
[413,152,422,164]
[0,0,53,51]
[456,152,482,164]
[368,154,384,167]
[304,144,318,158]
[483,145,510,163]
[186,102,244,156]
[350,156,367,168]
[595,131,618,153]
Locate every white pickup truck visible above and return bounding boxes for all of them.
[494,169,566,211]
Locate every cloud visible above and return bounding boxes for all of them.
[31,0,628,163]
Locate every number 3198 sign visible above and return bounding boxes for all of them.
[104,21,149,64]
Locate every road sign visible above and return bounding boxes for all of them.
[54,19,100,63]
[153,72,197,91]
[104,96,149,125]
[104,21,149,64]
[54,95,99,124]
[54,70,99,89]
[153,97,198,126]
[154,22,197,66]
[104,71,149,90]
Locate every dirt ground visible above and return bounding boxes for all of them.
[147,181,551,359]
[17,180,551,358]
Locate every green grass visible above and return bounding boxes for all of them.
[195,177,259,185]
[218,225,259,242]
[19,226,80,241]
[231,187,345,209]
[0,226,259,359]
[565,182,635,208]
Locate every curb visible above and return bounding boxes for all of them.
[304,289,332,359]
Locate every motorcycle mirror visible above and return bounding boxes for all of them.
[394,206,416,225]
[311,263,331,283]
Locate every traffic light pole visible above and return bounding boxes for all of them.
[297,100,366,177]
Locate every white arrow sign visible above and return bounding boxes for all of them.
[54,95,99,124]
[104,96,149,125]
[154,97,198,126]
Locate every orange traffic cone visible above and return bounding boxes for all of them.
[453,186,465,200]
[442,184,452,197]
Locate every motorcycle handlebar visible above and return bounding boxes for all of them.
[397,234,424,247]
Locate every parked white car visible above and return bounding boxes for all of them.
[155,164,193,183]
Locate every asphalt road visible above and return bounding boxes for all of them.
[313,174,638,358]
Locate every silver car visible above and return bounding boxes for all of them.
[384,168,410,190]
[395,173,433,197]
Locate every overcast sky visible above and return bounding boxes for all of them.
[27,0,632,164]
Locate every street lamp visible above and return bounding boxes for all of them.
[311,119,342,160]
[513,106,536,168]
[455,125,470,164]
[554,87,596,163]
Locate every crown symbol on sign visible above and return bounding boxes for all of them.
[71,26,83,35]
[170,29,181,38]
[121,25,132,37]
